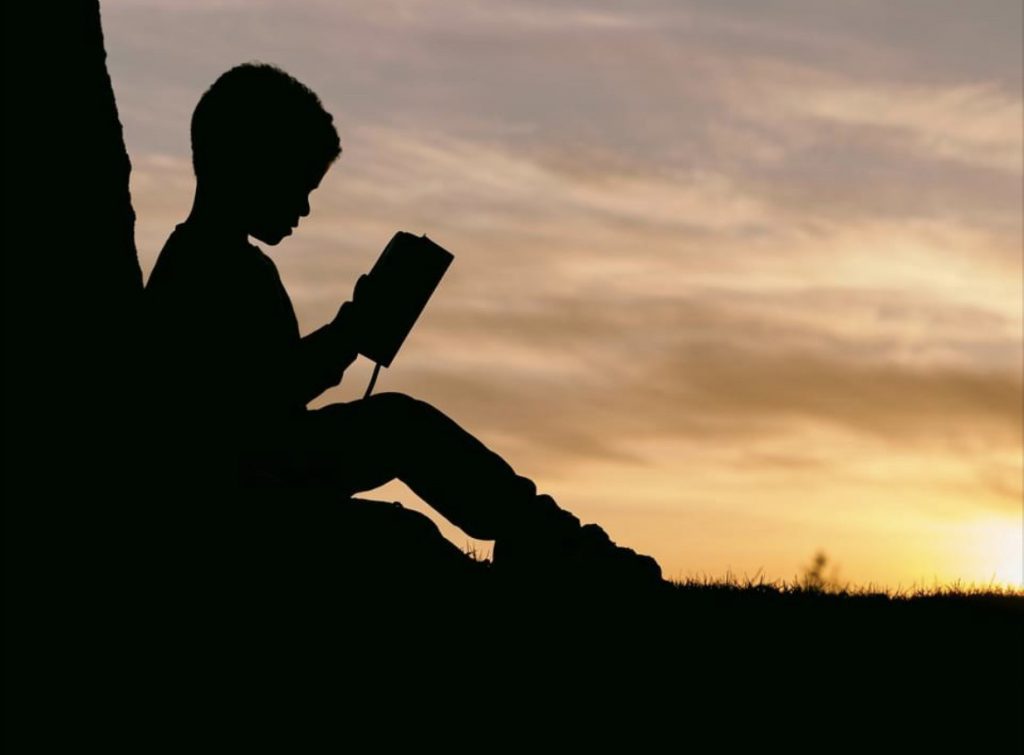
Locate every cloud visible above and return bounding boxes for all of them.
[758,73,1022,173]
[313,282,1021,497]
[112,1,1022,582]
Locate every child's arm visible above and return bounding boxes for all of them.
[291,274,372,405]
[292,303,360,405]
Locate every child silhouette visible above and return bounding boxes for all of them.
[144,62,662,588]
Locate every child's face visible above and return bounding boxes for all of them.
[240,159,328,246]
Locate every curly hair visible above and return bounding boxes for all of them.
[190,62,341,181]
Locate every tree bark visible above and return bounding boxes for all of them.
[4,3,146,744]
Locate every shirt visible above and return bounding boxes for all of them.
[144,221,357,462]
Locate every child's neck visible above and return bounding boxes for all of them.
[184,184,249,247]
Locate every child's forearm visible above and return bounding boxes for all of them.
[296,304,362,401]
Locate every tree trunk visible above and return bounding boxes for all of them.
[4,2,147,744]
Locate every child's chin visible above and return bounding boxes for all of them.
[252,228,290,245]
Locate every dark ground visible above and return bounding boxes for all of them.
[6,492,1021,749]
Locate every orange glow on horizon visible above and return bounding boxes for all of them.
[105,0,1023,590]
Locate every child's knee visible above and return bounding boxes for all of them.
[368,390,418,412]
[367,391,435,423]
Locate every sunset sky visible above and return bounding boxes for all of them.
[102,0,1022,588]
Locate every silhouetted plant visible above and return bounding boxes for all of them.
[801,549,840,592]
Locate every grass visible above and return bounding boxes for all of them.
[665,570,1024,599]
[460,539,1024,599]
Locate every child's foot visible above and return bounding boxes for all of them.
[491,494,664,592]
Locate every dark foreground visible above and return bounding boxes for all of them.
[6,494,1021,749]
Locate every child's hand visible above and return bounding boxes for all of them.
[353,273,373,305]
[333,274,375,341]
[348,274,372,328]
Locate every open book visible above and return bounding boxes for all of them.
[357,231,454,368]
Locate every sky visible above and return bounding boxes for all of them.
[102,0,1023,589]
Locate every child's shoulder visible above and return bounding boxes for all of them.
[156,223,275,269]
[147,223,282,299]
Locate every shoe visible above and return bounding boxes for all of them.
[574,523,663,586]
[492,494,664,592]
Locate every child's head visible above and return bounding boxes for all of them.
[191,62,341,245]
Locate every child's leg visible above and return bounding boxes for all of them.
[266,391,663,589]
[280,391,551,540]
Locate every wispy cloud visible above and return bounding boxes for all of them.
[111,0,1022,586]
